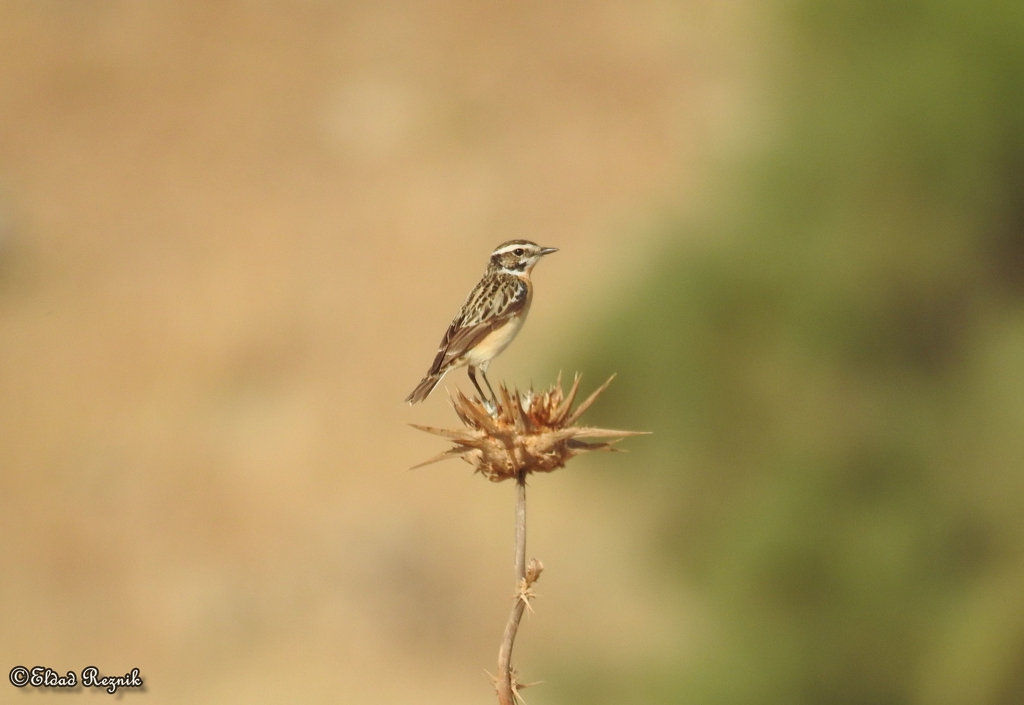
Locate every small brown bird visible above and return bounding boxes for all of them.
[406,240,558,404]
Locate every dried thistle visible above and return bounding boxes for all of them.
[411,374,646,705]
[411,373,645,480]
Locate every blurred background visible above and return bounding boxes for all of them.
[2,1,1023,704]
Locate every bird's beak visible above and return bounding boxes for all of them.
[539,247,558,256]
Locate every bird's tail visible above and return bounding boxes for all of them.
[405,372,443,404]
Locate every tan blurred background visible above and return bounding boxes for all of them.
[0,2,755,703]
[10,3,1024,704]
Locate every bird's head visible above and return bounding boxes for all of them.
[489,240,558,275]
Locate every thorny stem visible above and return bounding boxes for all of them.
[497,470,528,705]
[513,470,527,583]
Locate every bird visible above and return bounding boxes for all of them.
[406,239,558,404]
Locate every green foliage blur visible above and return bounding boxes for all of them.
[560,2,1024,703]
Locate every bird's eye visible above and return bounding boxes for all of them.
[513,248,525,256]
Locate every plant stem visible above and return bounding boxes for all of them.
[496,470,528,705]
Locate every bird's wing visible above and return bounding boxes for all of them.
[427,274,528,374]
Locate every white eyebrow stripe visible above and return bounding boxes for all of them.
[492,244,534,256]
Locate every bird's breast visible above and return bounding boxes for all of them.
[465,314,527,367]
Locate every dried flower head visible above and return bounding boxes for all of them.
[411,374,646,481]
